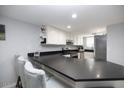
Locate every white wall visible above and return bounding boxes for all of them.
[0,16,42,87]
[107,23,124,66]
[0,16,68,87]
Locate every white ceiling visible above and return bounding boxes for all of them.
[0,5,124,34]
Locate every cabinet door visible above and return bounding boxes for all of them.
[73,35,77,45]
[73,35,83,45]
[47,28,58,44]
[78,35,83,45]
[58,31,66,45]
[46,26,66,45]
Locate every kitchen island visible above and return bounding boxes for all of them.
[29,54,124,88]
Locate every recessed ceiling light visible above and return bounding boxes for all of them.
[96,74,100,78]
[67,25,71,29]
[72,13,77,19]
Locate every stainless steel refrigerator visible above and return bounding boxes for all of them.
[94,35,107,61]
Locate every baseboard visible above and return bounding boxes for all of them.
[2,82,16,88]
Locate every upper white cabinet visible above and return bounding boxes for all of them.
[66,33,83,46]
[45,26,66,45]
[40,25,83,46]
[74,35,83,45]
[57,31,66,45]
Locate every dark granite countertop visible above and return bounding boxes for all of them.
[29,54,124,81]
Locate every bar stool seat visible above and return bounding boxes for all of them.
[24,61,46,88]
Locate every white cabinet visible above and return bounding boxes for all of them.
[67,33,83,46]
[73,35,83,45]
[41,25,83,46]
[57,31,66,45]
[47,28,58,44]
[46,26,66,45]
[66,32,83,45]
[77,35,83,45]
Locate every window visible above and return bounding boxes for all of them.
[86,36,94,49]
